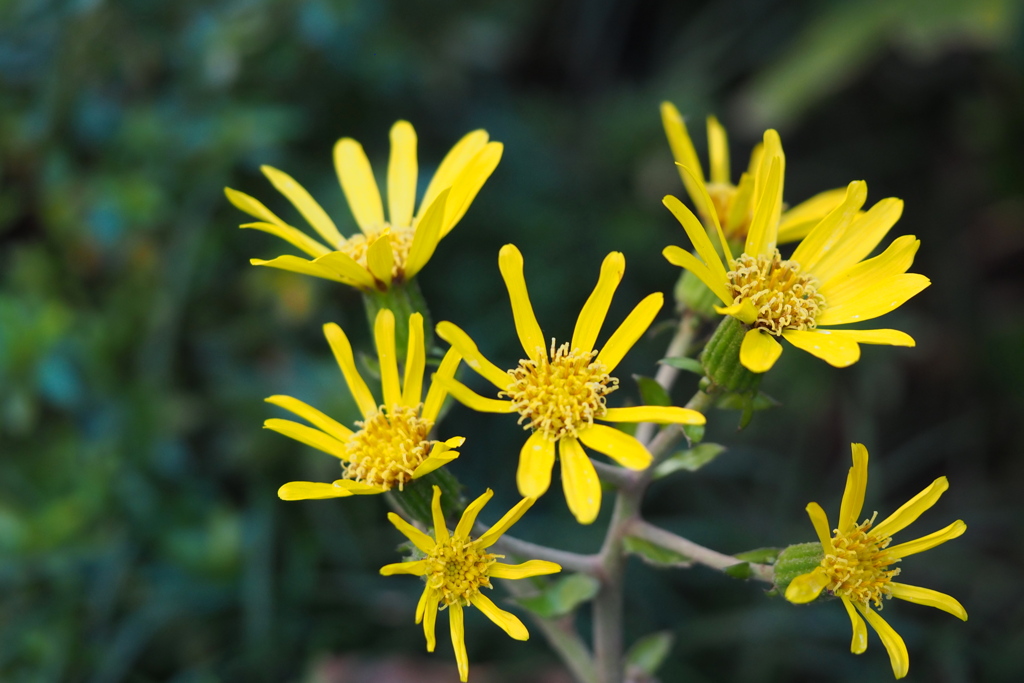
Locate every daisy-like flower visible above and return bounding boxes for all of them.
[226,120,503,291]
[785,443,967,679]
[435,244,706,524]
[661,101,844,244]
[663,136,930,373]
[381,485,561,682]
[266,309,464,499]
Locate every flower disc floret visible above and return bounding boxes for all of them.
[426,536,500,608]
[823,514,900,609]
[504,341,618,440]
[343,405,433,491]
[726,250,826,335]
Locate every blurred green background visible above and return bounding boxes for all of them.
[2,0,1023,681]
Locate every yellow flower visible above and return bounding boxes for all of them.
[225,120,503,291]
[381,485,561,682]
[785,443,967,679]
[435,244,706,524]
[266,309,464,499]
[661,101,845,243]
[663,133,930,373]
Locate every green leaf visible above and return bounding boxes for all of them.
[626,631,675,676]
[658,356,704,375]
[724,562,752,579]
[715,390,779,412]
[633,375,671,407]
[513,573,600,619]
[623,536,692,568]
[681,423,704,444]
[653,443,726,478]
[734,547,780,564]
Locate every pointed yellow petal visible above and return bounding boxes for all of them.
[380,559,429,576]
[224,187,297,230]
[517,431,556,498]
[820,235,920,302]
[595,292,663,373]
[330,479,386,494]
[784,566,829,604]
[577,424,651,470]
[838,443,869,532]
[265,395,353,441]
[886,520,966,560]
[440,141,503,237]
[889,583,967,621]
[560,437,601,524]
[431,485,449,543]
[662,246,731,305]
[782,329,861,368]
[841,597,869,654]
[399,313,426,408]
[470,593,529,641]
[261,165,345,247]
[365,233,394,287]
[240,222,330,258]
[856,603,909,679]
[660,101,705,203]
[602,406,705,425]
[724,171,755,237]
[739,328,783,373]
[776,187,847,244]
[277,481,354,500]
[744,155,781,257]
[415,585,429,623]
[435,321,512,390]
[498,244,546,359]
[815,274,930,327]
[488,560,562,580]
[790,181,868,273]
[373,309,401,408]
[264,418,348,459]
[419,130,489,219]
[422,347,462,423]
[873,477,948,538]
[433,376,515,414]
[455,488,494,540]
[807,328,915,348]
[475,496,534,549]
[411,437,463,479]
[806,502,834,552]
[812,198,904,283]
[449,603,469,682]
[676,165,733,264]
[404,188,448,279]
[312,251,377,290]
[250,255,348,284]
[715,298,757,325]
[334,137,385,233]
[571,251,625,352]
[663,195,729,287]
[706,115,730,185]
[323,322,378,417]
[422,591,438,651]
[386,511,435,553]
[387,120,417,228]
[750,129,785,240]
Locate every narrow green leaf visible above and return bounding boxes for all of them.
[626,631,675,676]
[724,562,752,579]
[623,536,692,568]
[658,356,704,375]
[513,573,600,619]
[653,443,726,478]
[633,375,671,407]
[734,547,780,564]
[682,423,704,444]
[715,390,779,412]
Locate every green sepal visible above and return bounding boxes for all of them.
[623,535,693,568]
[512,573,600,619]
[653,443,726,478]
[772,542,827,597]
[700,316,763,395]
[675,267,721,318]
[362,278,432,362]
[388,468,465,528]
[625,631,675,678]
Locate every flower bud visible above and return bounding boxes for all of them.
[700,315,762,394]
[772,542,826,596]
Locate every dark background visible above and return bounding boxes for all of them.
[2,0,1022,681]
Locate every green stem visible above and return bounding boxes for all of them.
[486,530,600,575]
[625,519,774,583]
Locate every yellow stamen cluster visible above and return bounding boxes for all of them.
[426,536,499,608]
[343,404,433,490]
[340,225,417,280]
[823,516,901,609]
[503,341,618,440]
[726,250,826,335]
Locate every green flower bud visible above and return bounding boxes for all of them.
[772,542,826,597]
[700,316,762,394]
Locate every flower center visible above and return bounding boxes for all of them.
[726,250,826,335]
[502,340,618,441]
[339,225,417,281]
[426,536,499,608]
[342,404,433,491]
[822,516,900,609]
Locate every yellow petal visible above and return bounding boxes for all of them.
[663,195,729,287]
[433,376,515,414]
[777,187,848,244]
[435,321,512,390]
[440,141,503,237]
[595,292,663,373]
[676,164,733,264]
[838,443,869,532]
[560,437,601,524]
[373,309,401,408]
[782,329,861,368]
[752,129,785,221]
[323,322,378,417]
[422,591,438,652]
[387,120,417,229]
[411,437,463,479]
[334,137,385,233]
[470,593,529,641]
[740,328,783,373]
[517,431,556,498]
[401,313,426,407]
[706,115,730,185]
[379,559,429,576]
[404,188,449,279]
[422,347,462,423]
[790,180,868,273]
[873,476,948,538]
[602,405,705,425]
[311,251,377,290]
[431,485,449,544]
[815,274,930,326]
[240,221,330,258]
[889,583,967,621]
[806,502,834,552]
[386,511,436,553]
[724,171,755,237]
[577,424,651,470]
[812,197,904,283]
[263,418,348,459]
[807,328,915,348]
[715,298,757,325]
[419,129,489,219]
[819,234,920,302]
[475,496,534,549]
[841,597,869,654]
[277,481,354,500]
[744,155,781,257]
[265,395,353,441]
[498,244,547,359]
[455,488,494,540]
[225,187,291,227]
[886,520,966,560]
[365,233,394,287]
[784,566,829,604]
[488,560,562,580]
[330,479,386,494]
[661,246,731,305]
[415,586,429,623]
[660,101,705,204]
[250,255,348,284]
[260,165,345,247]
[449,602,469,682]
[856,603,909,679]
[571,251,625,353]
